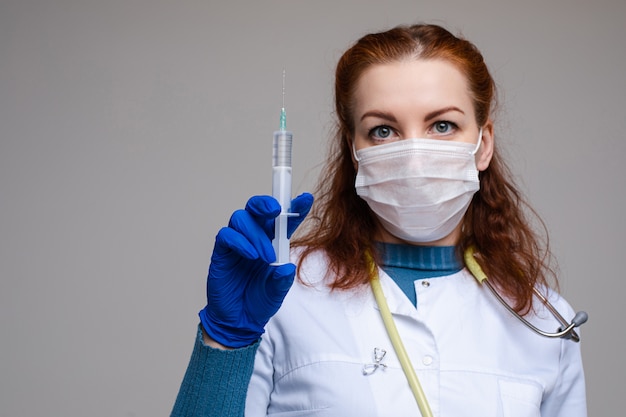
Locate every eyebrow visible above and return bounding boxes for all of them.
[359,106,465,123]
[359,110,397,123]
[424,106,465,121]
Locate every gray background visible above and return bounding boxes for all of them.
[1,0,623,415]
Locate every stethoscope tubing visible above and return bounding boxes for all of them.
[464,246,588,343]
[370,275,434,417]
[482,279,581,342]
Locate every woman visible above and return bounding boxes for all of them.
[172,24,586,416]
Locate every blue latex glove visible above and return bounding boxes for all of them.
[199,193,314,348]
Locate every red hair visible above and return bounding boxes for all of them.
[292,24,555,314]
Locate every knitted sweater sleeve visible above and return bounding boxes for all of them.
[171,325,260,417]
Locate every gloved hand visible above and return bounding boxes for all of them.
[199,193,314,348]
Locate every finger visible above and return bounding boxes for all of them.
[212,227,259,261]
[245,195,281,220]
[228,209,276,263]
[287,192,314,238]
[245,195,282,237]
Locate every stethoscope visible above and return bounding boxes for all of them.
[463,246,588,342]
[368,246,589,417]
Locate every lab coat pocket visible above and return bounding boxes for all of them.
[499,379,542,417]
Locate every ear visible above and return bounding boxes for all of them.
[476,121,494,171]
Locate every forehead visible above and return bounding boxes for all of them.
[352,59,474,118]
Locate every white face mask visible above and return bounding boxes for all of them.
[354,131,482,243]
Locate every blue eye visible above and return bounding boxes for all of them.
[369,125,394,140]
[433,121,455,134]
[434,122,451,133]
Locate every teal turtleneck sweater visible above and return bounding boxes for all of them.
[377,242,463,306]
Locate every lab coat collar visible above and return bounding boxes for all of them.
[373,267,421,319]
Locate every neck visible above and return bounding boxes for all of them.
[375,223,462,247]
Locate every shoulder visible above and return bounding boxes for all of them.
[291,246,333,287]
[531,285,578,324]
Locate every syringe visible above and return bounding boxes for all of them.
[271,70,294,265]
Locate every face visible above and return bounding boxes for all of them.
[351,58,494,245]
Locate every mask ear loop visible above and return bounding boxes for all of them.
[471,128,483,155]
[352,140,362,162]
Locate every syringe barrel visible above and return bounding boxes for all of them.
[272,130,293,265]
[272,130,293,210]
[273,130,293,168]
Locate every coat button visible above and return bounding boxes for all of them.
[422,281,430,287]
[422,356,433,366]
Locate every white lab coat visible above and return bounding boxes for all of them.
[246,250,587,417]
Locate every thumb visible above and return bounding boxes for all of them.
[265,263,297,306]
[287,192,314,238]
